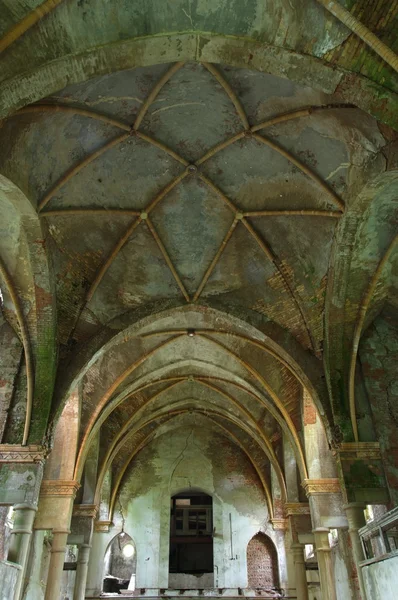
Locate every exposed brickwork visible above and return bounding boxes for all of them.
[303,390,317,426]
[247,533,278,589]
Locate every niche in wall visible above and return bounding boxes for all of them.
[247,532,279,590]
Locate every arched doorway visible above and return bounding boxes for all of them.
[103,533,136,595]
[247,533,279,591]
[169,491,214,588]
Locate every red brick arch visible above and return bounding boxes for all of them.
[247,533,279,589]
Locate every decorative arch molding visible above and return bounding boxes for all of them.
[111,414,274,518]
[53,303,328,427]
[76,356,307,483]
[324,170,398,441]
[92,404,280,517]
[0,174,56,444]
[1,33,397,129]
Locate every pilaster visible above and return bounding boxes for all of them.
[313,528,336,600]
[35,480,80,531]
[334,442,389,504]
[44,529,70,600]
[73,543,91,600]
[291,543,309,600]
[344,502,367,600]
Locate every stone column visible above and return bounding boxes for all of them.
[271,518,290,595]
[291,543,309,600]
[73,544,91,600]
[285,504,311,599]
[313,528,336,600]
[34,479,80,599]
[7,503,37,600]
[85,521,113,597]
[44,529,69,600]
[22,529,46,600]
[344,503,366,599]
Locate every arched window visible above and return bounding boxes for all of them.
[103,533,136,594]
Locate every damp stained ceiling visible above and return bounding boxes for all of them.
[0,58,396,506]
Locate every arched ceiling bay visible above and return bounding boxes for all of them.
[0,62,386,359]
[0,0,397,128]
[64,304,312,516]
[0,56,395,499]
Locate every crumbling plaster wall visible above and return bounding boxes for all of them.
[362,555,398,600]
[117,416,283,589]
[0,561,21,600]
[359,311,398,506]
[331,530,357,600]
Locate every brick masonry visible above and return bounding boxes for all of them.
[247,533,278,589]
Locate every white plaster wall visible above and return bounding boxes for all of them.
[362,554,398,600]
[118,418,278,590]
[331,530,355,600]
[0,560,21,600]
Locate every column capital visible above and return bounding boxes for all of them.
[285,502,310,516]
[271,517,288,530]
[343,503,366,532]
[40,479,80,498]
[291,542,306,561]
[333,442,381,460]
[343,502,366,510]
[94,520,113,532]
[313,527,331,551]
[0,444,48,463]
[302,478,340,496]
[13,503,38,512]
[73,504,99,518]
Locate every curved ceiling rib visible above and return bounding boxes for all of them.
[100,402,281,502]
[348,234,398,441]
[199,334,308,478]
[74,335,186,473]
[139,327,321,396]
[106,411,276,520]
[74,331,308,481]
[132,61,185,130]
[0,255,34,445]
[75,368,305,483]
[0,0,65,55]
[203,62,249,130]
[108,428,165,518]
[14,63,349,356]
[95,377,281,486]
[39,132,130,211]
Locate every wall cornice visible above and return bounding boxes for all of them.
[0,444,47,463]
[40,480,80,497]
[302,479,341,496]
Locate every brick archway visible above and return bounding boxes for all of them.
[247,533,279,589]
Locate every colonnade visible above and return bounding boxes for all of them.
[0,394,379,600]
[0,478,372,600]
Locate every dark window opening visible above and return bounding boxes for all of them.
[169,491,213,575]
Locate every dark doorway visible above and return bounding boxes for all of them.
[169,491,213,586]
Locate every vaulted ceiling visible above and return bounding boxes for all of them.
[0,0,397,510]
